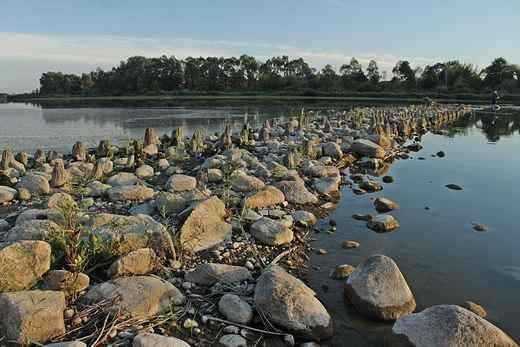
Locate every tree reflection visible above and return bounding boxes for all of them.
[448,108,520,142]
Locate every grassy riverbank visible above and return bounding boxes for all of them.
[6,91,520,108]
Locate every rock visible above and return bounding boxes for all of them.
[0,219,9,232]
[16,173,50,196]
[184,263,250,286]
[291,210,317,226]
[275,180,318,205]
[43,270,90,296]
[250,217,293,246]
[128,202,156,216]
[352,213,374,221]
[350,139,386,158]
[344,254,416,321]
[218,293,254,325]
[358,180,383,191]
[470,221,489,232]
[179,197,232,251]
[0,290,66,344]
[445,183,463,190]
[244,185,285,209]
[107,248,156,278]
[320,142,343,159]
[135,164,155,179]
[165,174,197,192]
[106,185,154,202]
[341,241,360,249]
[382,175,395,183]
[48,192,76,210]
[156,193,187,216]
[218,334,248,347]
[254,266,333,341]
[83,214,175,258]
[366,134,392,150]
[313,176,340,199]
[330,264,355,279]
[50,160,69,188]
[374,197,399,212]
[7,219,61,242]
[0,241,51,291]
[0,185,17,203]
[84,276,184,318]
[459,301,487,318]
[366,215,399,232]
[44,341,87,347]
[132,332,191,347]
[231,173,265,192]
[385,305,518,347]
[107,172,138,187]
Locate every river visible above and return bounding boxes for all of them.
[1,101,519,345]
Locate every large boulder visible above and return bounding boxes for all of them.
[344,254,415,320]
[385,304,518,347]
[350,139,386,158]
[254,266,333,341]
[0,241,51,291]
[0,290,66,344]
[84,276,184,318]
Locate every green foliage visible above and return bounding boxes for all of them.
[33,53,520,97]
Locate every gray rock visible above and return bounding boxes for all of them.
[0,241,51,291]
[165,174,197,192]
[107,248,156,278]
[231,173,265,192]
[320,141,343,159]
[156,193,187,216]
[254,266,333,340]
[128,202,156,216]
[135,164,155,179]
[358,180,383,191]
[385,304,518,347]
[250,217,293,246]
[291,210,317,226]
[218,334,247,347]
[7,219,61,242]
[344,254,416,320]
[366,215,399,232]
[0,290,66,344]
[313,175,340,199]
[350,139,386,158]
[132,333,191,347]
[47,192,75,209]
[15,208,46,225]
[16,173,50,196]
[106,185,154,202]
[374,197,399,212]
[43,341,87,347]
[275,180,318,205]
[365,134,392,150]
[107,172,138,187]
[84,276,184,318]
[0,219,9,232]
[185,263,250,286]
[218,293,254,325]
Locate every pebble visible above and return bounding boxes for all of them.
[183,318,199,329]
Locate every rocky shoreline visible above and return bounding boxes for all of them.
[0,104,517,347]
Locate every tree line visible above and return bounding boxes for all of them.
[36,55,519,97]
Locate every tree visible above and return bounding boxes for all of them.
[366,60,380,87]
[392,60,415,89]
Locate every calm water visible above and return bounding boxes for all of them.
[1,102,519,344]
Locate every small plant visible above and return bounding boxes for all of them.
[46,202,105,300]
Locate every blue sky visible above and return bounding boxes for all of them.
[1,0,519,93]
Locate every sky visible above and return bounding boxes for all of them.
[1,0,519,94]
